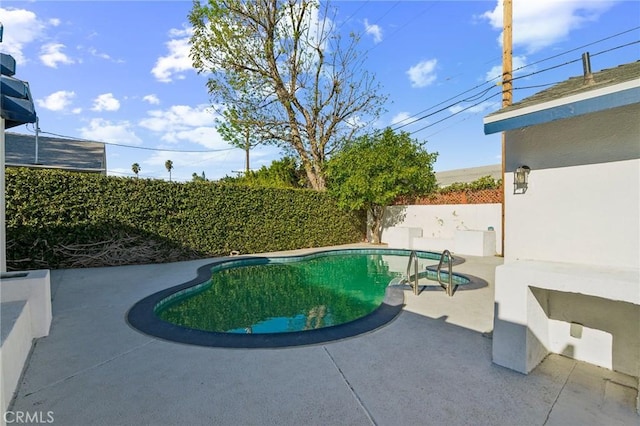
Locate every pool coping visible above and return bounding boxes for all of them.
[125,248,477,348]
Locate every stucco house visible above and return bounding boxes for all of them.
[434,163,501,188]
[484,61,639,407]
[4,132,106,174]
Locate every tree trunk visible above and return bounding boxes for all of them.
[369,206,384,244]
[301,158,326,190]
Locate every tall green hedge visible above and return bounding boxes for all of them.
[5,168,364,270]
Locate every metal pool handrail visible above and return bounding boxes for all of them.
[437,249,456,297]
[406,250,420,295]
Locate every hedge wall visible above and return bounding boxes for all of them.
[5,168,364,270]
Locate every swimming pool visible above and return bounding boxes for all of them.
[127,248,477,348]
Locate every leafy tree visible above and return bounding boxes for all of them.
[131,163,141,178]
[217,101,273,174]
[327,128,438,244]
[189,0,387,190]
[165,160,174,182]
[192,171,208,182]
[220,157,305,189]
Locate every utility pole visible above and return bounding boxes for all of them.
[35,116,40,164]
[244,128,250,174]
[500,0,513,258]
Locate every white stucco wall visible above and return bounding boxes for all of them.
[493,101,640,383]
[378,204,502,254]
[504,103,640,269]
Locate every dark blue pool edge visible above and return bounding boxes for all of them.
[125,248,484,348]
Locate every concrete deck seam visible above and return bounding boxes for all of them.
[50,270,65,301]
[543,360,577,425]
[21,339,155,398]
[323,346,377,426]
[7,338,38,411]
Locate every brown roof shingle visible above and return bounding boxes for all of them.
[488,61,640,117]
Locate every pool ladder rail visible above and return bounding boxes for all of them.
[403,249,457,296]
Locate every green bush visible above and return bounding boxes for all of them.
[5,168,363,270]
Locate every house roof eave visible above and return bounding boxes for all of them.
[483,79,640,135]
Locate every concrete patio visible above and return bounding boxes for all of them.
[7,245,639,425]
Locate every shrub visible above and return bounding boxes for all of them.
[5,168,363,270]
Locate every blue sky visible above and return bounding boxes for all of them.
[1,0,638,182]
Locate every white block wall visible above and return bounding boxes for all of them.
[378,204,502,254]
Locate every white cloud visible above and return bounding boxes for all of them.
[162,127,224,147]
[49,18,61,27]
[407,59,438,88]
[0,7,48,64]
[36,90,76,112]
[391,112,411,126]
[139,104,228,149]
[88,47,110,60]
[151,27,194,82]
[86,47,124,63]
[481,0,615,53]
[485,55,528,83]
[91,93,121,112]
[143,94,160,105]
[79,118,142,145]
[40,43,75,68]
[140,105,217,131]
[363,19,382,43]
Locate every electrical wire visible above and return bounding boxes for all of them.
[514,25,640,72]
[388,27,639,129]
[392,85,496,131]
[591,39,640,57]
[409,90,502,136]
[508,39,639,84]
[38,131,236,153]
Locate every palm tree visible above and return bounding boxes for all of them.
[165,160,174,182]
[131,163,141,178]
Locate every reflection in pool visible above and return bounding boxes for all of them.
[127,248,479,347]
[156,254,408,333]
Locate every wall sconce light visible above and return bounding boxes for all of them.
[514,166,530,194]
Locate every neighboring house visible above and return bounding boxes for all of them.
[483,60,639,400]
[4,132,106,174]
[435,164,501,187]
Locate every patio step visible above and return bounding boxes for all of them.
[0,300,33,414]
[0,269,52,420]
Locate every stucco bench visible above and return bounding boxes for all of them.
[381,226,422,249]
[492,260,639,378]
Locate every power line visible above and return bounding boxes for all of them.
[392,85,496,131]
[334,0,370,34]
[37,131,236,153]
[409,90,502,136]
[395,35,639,133]
[484,25,640,82]
[513,82,562,91]
[365,1,439,54]
[591,39,640,57]
[515,25,640,72]
[508,40,639,83]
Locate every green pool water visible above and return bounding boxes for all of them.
[156,252,431,334]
